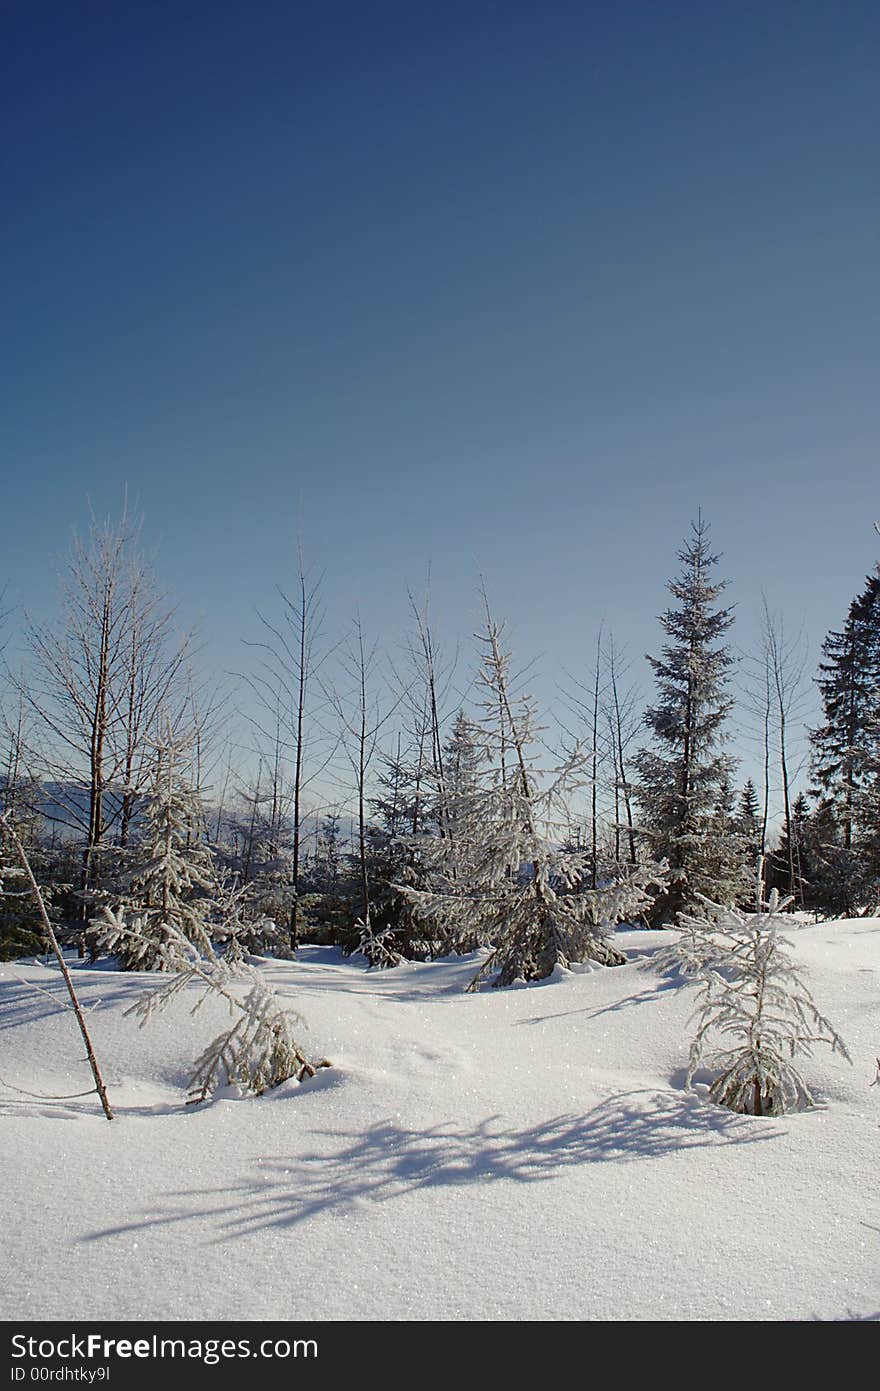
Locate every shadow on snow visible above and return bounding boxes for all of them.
[83,1086,777,1245]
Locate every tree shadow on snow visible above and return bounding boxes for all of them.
[0,972,140,1030]
[513,976,680,1028]
[82,1086,777,1246]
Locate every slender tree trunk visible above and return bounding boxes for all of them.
[608,645,636,865]
[2,813,114,1121]
[778,699,795,896]
[411,697,429,837]
[242,761,261,886]
[760,659,770,868]
[289,574,308,950]
[590,628,602,889]
[81,593,113,936]
[355,626,371,926]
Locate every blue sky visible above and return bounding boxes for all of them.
[3,2,879,809]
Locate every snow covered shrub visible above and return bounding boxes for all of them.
[655,890,851,1115]
[98,908,325,1101]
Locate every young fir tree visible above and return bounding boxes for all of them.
[737,780,761,848]
[633,517,747,922]
[654,886,851,1115]
[809,567,880,912]
[97,909,325,1099]
[397,602,663,989]
[93,723,215,969]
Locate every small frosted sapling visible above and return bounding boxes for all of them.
[654,889,851,1116]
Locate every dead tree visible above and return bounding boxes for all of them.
[20,511,190,920]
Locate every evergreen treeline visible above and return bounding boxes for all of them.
[2,509,879,968]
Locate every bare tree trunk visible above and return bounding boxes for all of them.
[411,695,429,837]
[80,585,113,943]
[607,639,637,866]
[760,658,770,869]
[409,594,451,846]
[327,617,399,933]
[357,626,371,926]
[289,573,308,950]
[242,761,262,886]
[590,627,602,889]
[762,599,808,902]
[607,710,621,863]
[2,812,114,1121]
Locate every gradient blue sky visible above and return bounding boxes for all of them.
[3,2,879,801]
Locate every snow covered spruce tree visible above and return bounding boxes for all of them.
[633,517,747,922]
[654,885,850,1115]
[92,721,215,968]
[397,598,664,989]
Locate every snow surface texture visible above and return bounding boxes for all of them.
[1,921,877,1322]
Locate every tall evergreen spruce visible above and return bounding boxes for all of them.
[634,517,745,922]
[809,567,880,912]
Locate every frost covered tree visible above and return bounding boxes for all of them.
[633,517,747,921]
[655,887,850,1115]
[397,598,664,988]
[20,510,190,916]
[93,722,215,969]
[368,709,490,961]
[97,911,324,1100]
[208,874,288,964]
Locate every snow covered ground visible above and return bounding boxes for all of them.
[1,920,877,1322]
